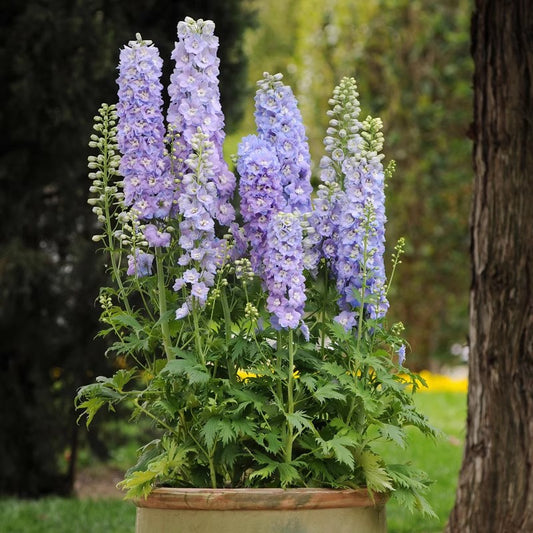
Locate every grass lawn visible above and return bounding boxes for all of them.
[0,388,466,533]
[0,498,135,533]
[385,390,466,532]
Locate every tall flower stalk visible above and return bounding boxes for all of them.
[168,17,235,225]
[116,34,173,226]
[308,77,389,329]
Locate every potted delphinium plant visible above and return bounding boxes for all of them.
[77,17,436,533]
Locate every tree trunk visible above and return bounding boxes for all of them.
[446,1,533,531]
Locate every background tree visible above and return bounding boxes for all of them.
[446,1,533,530]
[243,0,472,369]
[0,0,253,496]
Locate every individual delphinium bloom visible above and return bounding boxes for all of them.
[173,131,230,318]
[237,135,285,274]
[397,344,406,366]
[262,211,307,330]
[116,34,173,250]
[127,249,154,277]
[253,73,313,213]
[308,77,389,326]
[167,17,235,225]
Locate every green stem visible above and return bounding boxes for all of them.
[356,233,369,356]
[101,134,131,314]
[276,331,284,402]
[285,329,295,463]
[192,307,205,366]
[156,248,173,360]
[133,398,177,436]
[320,264,329,358]
[221,287,237,384]
[208,448,217,489]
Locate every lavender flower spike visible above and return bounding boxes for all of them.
[116,34,172,222]
[172,130,229,318]
[308,77,389,326]
[254,73,313,213]
[167,17,235,225]
[237,134,285,274]
[263,211,306,330]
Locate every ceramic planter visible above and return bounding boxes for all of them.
[135,487,387,533]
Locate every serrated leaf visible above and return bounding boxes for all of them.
[328,321,352,342]
[111,368,136,391]
[378,423,406,448]
[277,462,301,486]
[77,397,105,427]
[314,382,346,403]
[386,464,428,492]
[125,440,162,478]
[285,410,313,434]
[329,437,356,469]
[218,420,236,445]
[201,418,220,449]
[393,488,438,518]
[118,469,157,499]
[163,358,210,384]
[321,361,347,378]
[220,442,241,469]
[316,434,357,469]
[112,313,144,333]
[264,432,283,454]
[299,374,317,392]
[232,388,267,410]
[231,418,257,438]
[357,450,394,492]
[249,462,277,481]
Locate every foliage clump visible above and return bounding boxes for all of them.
[77,17,436,517]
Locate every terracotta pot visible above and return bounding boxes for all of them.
[135,487,387,533]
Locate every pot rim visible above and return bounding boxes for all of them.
[134,487,388,511]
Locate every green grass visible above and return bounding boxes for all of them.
[0,498,135,533]
[385,391,467,532]
[0,391,465,533]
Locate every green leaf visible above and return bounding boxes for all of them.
[218,420,236,445]
[264,432,283,454]
[378,423,406,448]
[201,418,220,449]
[321,361,347,378]
[231,418,257,438]
[328,321,352,342]
[163,358,210,385]
[125,439,162,478]
[277,462,301,486]
[329,437,356,469]
[299,374,317,392]
[357,450,394,492]
[249,462,277,482]
[386,464,428,492]
[111,368,137,391]
[314,382,346,403]
[118,469,157,499]
[232,388,267,410]
[285,410,313,434]
[77,397,105,427]
[393,488,438,518]
[112,313,144,333]
[315,434,358,469]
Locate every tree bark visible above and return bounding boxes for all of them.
[446,1,533,531]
